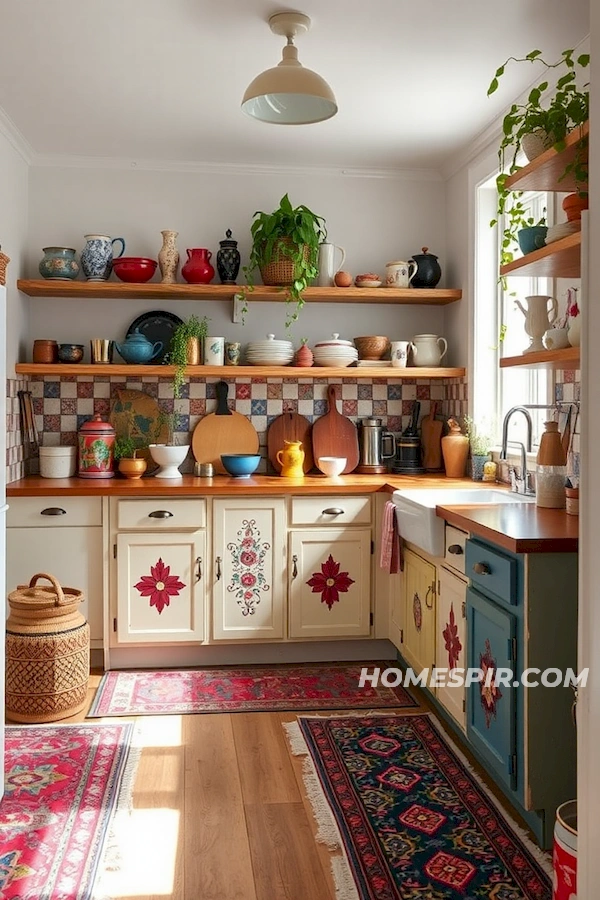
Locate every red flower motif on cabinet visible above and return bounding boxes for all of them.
[479,638,503,727]
[227,519,271,616]
[442,604,462,669]
[306,554,355,610]
[413,593,422,632]
[134,557,186,615]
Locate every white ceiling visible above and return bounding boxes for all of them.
[0,0,589,173]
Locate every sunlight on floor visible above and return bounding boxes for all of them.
[100,808,180,897]
[108,714,183,748]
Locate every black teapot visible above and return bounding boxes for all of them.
[409,246,442,288]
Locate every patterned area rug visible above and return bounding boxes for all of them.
[88,663,417,717]
[286,713,552,900]
[0,722,138,900]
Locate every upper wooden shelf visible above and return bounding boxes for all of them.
[16,280,462,305]
[15,363,466,380]
[499,231,581,279]
[500,347,580,370]
[504,121,589,194]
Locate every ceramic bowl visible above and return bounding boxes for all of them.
[353,335,390,360]
[112,257,157,283]
[355,279,382,288]
[317,456,347,477]
[57,343,84,363]
[220,454,261,478]
[149,444,189,478]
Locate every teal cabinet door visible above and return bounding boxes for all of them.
[466,587,517,792]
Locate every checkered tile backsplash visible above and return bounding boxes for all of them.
[6,374,469,482]
[555,369,581,481]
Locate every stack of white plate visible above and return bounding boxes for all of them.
[313,333,358,368]
[246,334,294,366]
[545,221,581,244]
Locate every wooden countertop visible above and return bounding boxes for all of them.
[7,474,578,552]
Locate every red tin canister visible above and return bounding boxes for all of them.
[78,414,115,478]
[553,800,577,900]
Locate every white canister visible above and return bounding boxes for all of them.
[204,336,225,366]
[385,260,417,288]
[390,341,410,368]
[39,446,77,478]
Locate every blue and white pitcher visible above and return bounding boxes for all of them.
[81,234,125,281]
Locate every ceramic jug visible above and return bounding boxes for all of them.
[182,248,215,284]
[515,294,558,353]
[114,330,163,364]
[317,243,346,287]
[409,334,448,367]
[276,440,305,478]
[409,247,442,288]
[80,234,125,281]
[39,247,80,280]
[385,260,417,288]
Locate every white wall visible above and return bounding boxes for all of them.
[0,128,29,371]
[25,165,451,356]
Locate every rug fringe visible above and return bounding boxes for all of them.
[331,854,360,900]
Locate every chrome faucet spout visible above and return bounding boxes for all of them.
[500,406,533,460]
[500,406,535,495]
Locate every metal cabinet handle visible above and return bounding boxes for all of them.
[215,556,221,580]
[292,554,298,579]
[322,507,345,515]
[473,562,491,575]
[148,510,174,519]
[40,507,66,516]
[447,544,464,555]
[425,583,434,609]
[195,557,202,582]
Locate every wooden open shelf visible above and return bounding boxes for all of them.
[16,279,462,305]
[504,121,588,194]
[499,231,581,279]
[15,363,466,379]
[500,347,580,370]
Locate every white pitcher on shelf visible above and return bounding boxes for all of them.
[409,334,448,367]
[516,294,558,353]
[317,242,346,287]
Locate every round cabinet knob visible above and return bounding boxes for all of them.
[447,544,463,555]
[473,562,491,575]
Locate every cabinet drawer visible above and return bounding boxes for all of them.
[444,525,468,574]
[290,495,371,526]
[117,498,206,529]
[466,539,518,605]
[7,496,102,527]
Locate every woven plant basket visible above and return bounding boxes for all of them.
[0,250,10,287]
[5,572,90,723]
[259,240,310,287]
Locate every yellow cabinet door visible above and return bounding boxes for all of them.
[402,547,436,677]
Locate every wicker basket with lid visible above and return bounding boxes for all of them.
[6,573,90,723]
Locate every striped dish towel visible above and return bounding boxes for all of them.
[380,500,403,573]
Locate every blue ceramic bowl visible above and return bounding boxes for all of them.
[220,454,261,478]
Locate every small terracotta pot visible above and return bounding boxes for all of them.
[118,457,147,479]
[562,192,589,222]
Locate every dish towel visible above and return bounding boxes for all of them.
[380,500,403,573]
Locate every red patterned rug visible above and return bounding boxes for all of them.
[286,713,552,899]
[88,663,417,717]
[0,722,137,900]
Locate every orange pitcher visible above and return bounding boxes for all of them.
[276,440,305,478]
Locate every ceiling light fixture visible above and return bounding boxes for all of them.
[241,11,337,125]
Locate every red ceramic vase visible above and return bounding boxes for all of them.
[182,248,215,284]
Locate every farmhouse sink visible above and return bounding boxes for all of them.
[392,488,535,556]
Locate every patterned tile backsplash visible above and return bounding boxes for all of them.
[555,368,581,481]
[6,374,469,482]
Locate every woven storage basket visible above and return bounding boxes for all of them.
[6,572,90,723]
[259,240,309,287]
[0,250,9,286]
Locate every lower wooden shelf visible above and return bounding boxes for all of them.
[15,363,467,379]
[500,347,580,369]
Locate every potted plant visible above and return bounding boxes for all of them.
[114,436,147,479]
[242,193,327,327]
[464,416,493,481]
[168,314,209,398]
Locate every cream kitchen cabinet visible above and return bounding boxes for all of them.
[400,546,436,676]
[211,497,286,641]
[436,565,467,729]
[6,496,104,648]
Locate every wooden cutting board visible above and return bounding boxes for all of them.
[192,381,259,474]
[267,411,314,473]
[421,402,443,471]
[311,385,359,475]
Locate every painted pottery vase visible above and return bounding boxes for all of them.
[441,418,469,478]
[216,229,241,284]
[181,248,215,284]
[158,230,180,284]
[39,247,80,280]
[295,342,314,367]
[276,440,305,478]
[80,234,125,281]
[409,247,442,288]
[78,414,115,479]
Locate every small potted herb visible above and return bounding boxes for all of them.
[114,436,147,479]
[464,416,493,481]
[169,314,209,398]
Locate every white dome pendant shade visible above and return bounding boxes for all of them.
[242,12,337,125]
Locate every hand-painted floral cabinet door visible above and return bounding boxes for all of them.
[436,566,467,730]
[401,547,436,677]
[288,528,371,639]
[466,586,517,791]
[212,498,286,641]
[116,531,206,643]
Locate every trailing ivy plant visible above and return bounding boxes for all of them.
[242,193,327,327]
[168,314,209,398]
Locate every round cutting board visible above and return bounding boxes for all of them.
[192,381,259,474]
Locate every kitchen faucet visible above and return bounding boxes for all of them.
[500,406,535,495]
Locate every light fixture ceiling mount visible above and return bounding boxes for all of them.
[241,11,337,125]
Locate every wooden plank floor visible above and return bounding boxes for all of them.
[47,671,538,900]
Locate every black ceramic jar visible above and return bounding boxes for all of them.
[216,229,241,284]
[409,246,442,288]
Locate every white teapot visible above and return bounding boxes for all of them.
[409,334,448,367]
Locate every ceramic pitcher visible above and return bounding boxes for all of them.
[317,243,346,287]
[409,334,448,367]
[276,440,305,478]
[80,234,125,281]
[515,295,558,353]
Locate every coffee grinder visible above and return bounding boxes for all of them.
[391,400,425,474]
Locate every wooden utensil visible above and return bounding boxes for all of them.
[311,385,360,475]
[267,411,314,473]
[192,380,259,474]
[561,405,573,457]
[421,401,443,471]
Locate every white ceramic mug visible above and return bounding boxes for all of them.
[390,340,410,368]
[204,336,225,366]
[543,327,570,350]
[385,260,418,288]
